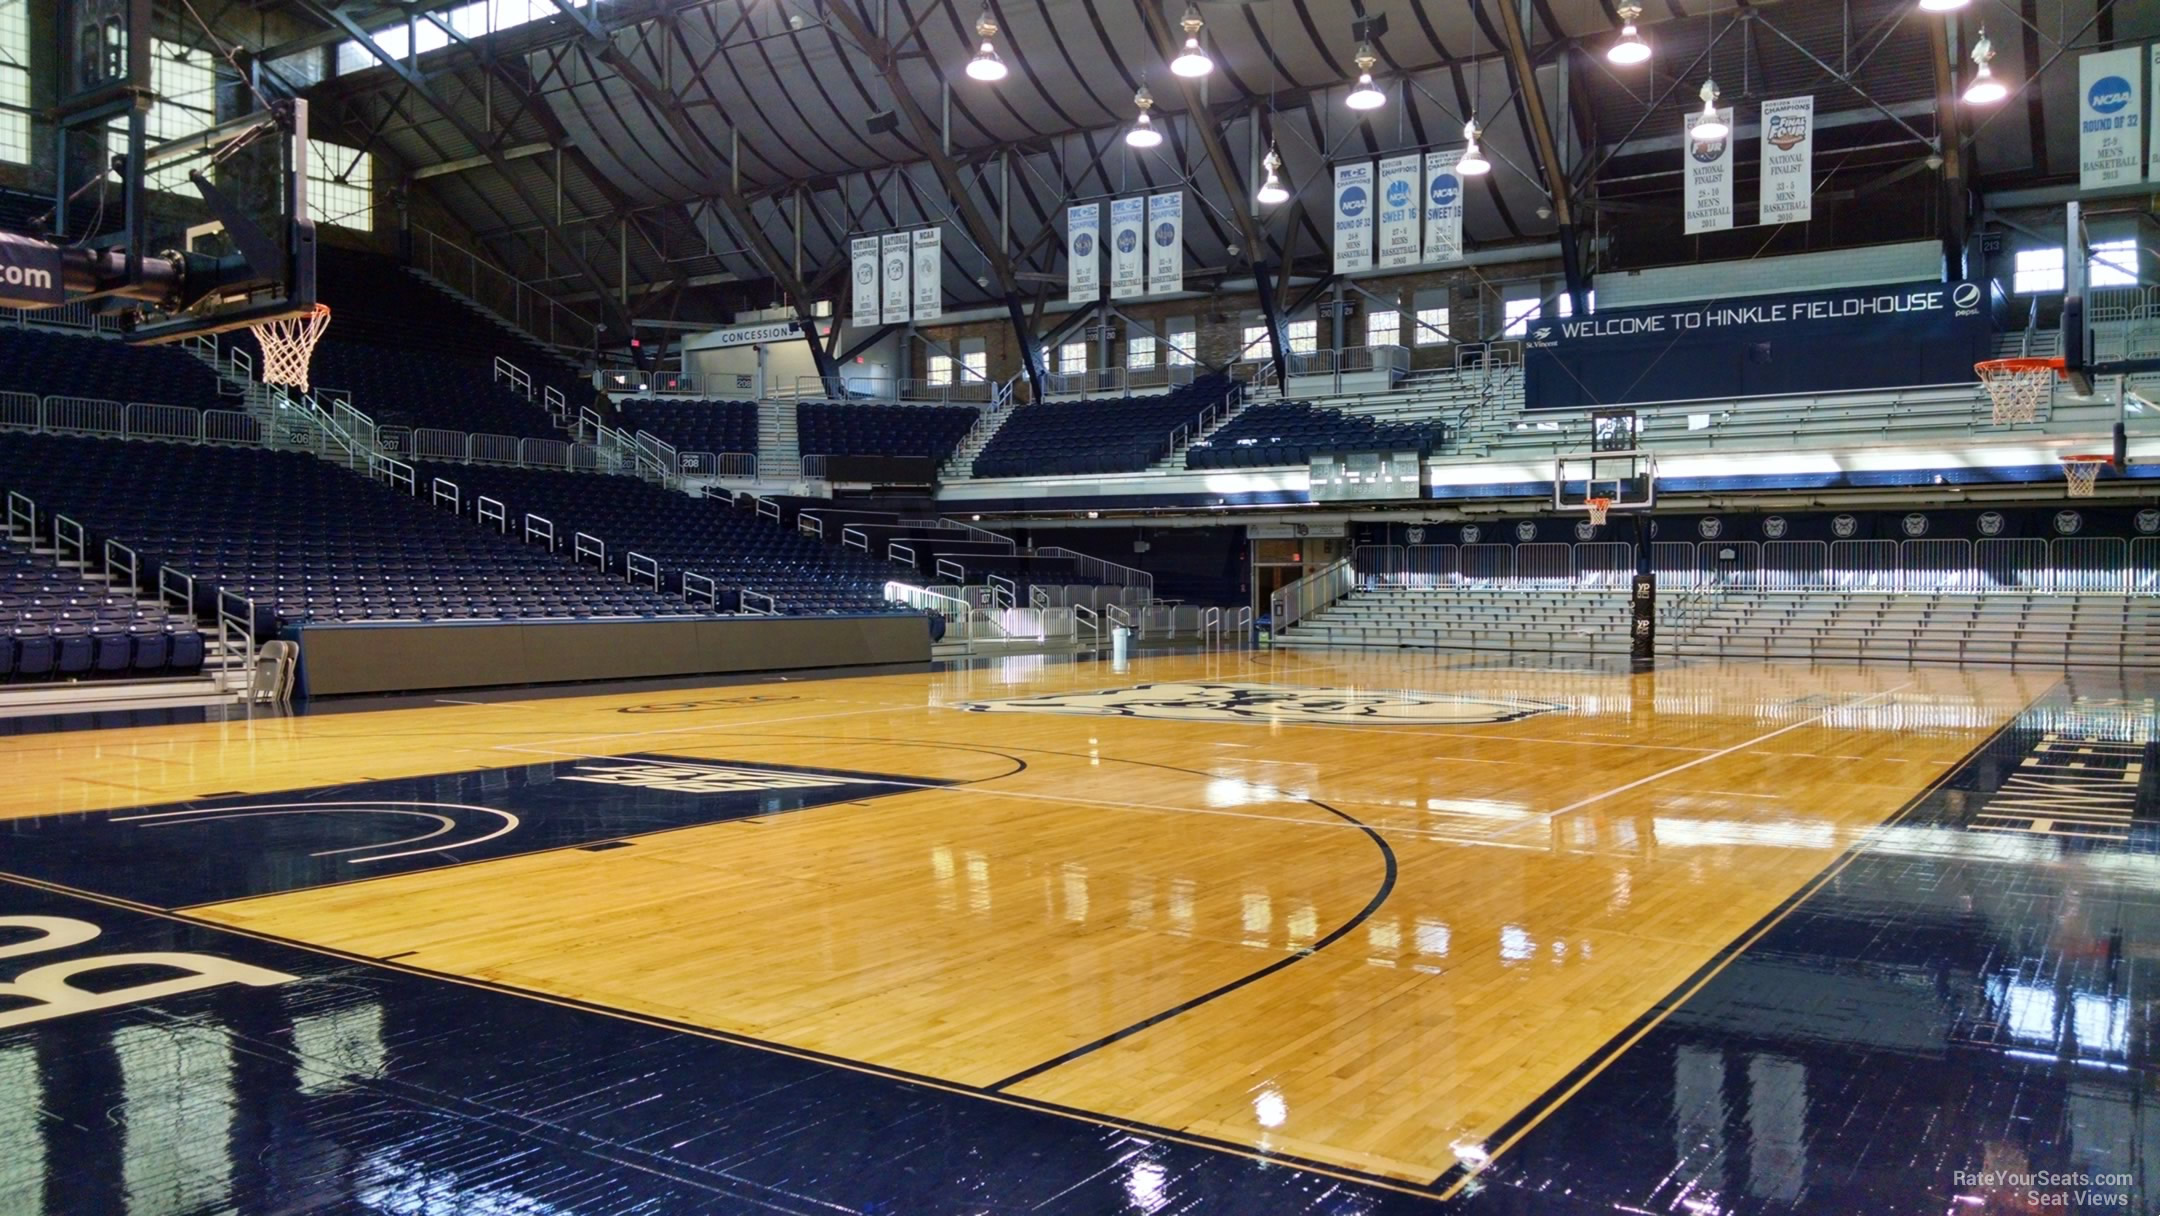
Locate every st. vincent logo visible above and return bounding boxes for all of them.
[956,682,1563,727]
[1073,233,1094,257]
[1766,113,1808,151]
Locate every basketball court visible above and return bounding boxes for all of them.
[5,649,2148,1211]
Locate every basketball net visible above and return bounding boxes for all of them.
[1974,358,2057,426]
[251,304,331,393]
[1586,496,1612,526]
[2063,457,2105,499]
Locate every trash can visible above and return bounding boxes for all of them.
[1112,625,1132,664]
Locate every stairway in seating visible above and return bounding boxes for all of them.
[941,406,1015,480]
[403,266,569,372]
[759,401,801,481]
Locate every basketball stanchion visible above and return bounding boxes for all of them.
[251,304,332,392]
[1974,355,2064,426]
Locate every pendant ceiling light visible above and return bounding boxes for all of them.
[1345,42,1385,110]
[965,9,1007,82]
[1962,28,2007,103]
[1170,6,1213,77]
[1690,78,1728,141]
[1256,144,1290,205]
[1127,85,1164,148]
[1457,118,1490,176]
[1917,0,1969,12]
[1607,3,1650,64]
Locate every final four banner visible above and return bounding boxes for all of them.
[1110,197,1145,300]
[879,232,911,325]
[1423,150,1464,265]
[2078,47,2143,191]
[1758,96,1813,225]
[1683,109,1734,234]
[1333,162,1374,273]
[1375,154,1422,270]
[910,228,942,322]
[1147,192,1183,295]
[1066,203,1100,302]
[849,237,880,328]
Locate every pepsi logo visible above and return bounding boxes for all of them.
[1429,175,1460,208]
[1339,185,1368,218]
[1952,283,1980,310]
[2089,76,2132,114]
[1385,179,1411,207]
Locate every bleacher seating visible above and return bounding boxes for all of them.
[616,399,758,455]
[317,245,583,399]
[800,403,977,463]
[1186,400,1446,469]
[0,326,226,411]
[0,433,690,635]
[415,464,914,614]
[972,375,1237,477]
[0,536,205,681]
[308,340,566,439]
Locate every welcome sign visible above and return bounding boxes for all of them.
[1524,279,1994,410]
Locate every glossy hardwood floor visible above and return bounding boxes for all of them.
[0,651,2056,1188]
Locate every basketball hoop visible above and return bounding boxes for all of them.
[1586,496,1612,526]
[1974,356,2064,426]
[2061,453,2111,498]
[250,304,331,393]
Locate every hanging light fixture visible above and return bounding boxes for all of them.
[966,9,1008,81]
[1457,117,1490,176]
[1917,0,1969,12]
[1256,143,1290,205]
[1345,42,1385,110]
[1690,79,1728,141]
[1170,6,1213,77]
[1962,28,2007,103]
[1607,3,1650,65]
[1127,85,1164,148]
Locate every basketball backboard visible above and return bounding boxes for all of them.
[1553,450,1656,513]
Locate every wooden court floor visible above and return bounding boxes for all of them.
[0,651,2058,1191]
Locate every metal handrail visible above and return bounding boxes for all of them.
[51,515,85,566]
[477,495,507,532]
[524,513,555,547]
[103,539,138,593]
[989,573,1018,611]
[1270,557,1355,634]
[935,557,966,583]
[741,589,778,615]
[574,532,607,566]
[626,552,661,590]
[430,477,460,510]
[682,571,719,609]
[889,542,917,567]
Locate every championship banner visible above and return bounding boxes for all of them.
[879,231,910,325]
[2078,48,2143,191]
[1147,192,1183,296]
[910,228,942,322]
[850,237,880,328]
[1110,197,1145,300]
[1375,154,1421,270]
[1758,96,1813,226]
[1066,203,1100,302]
[1683,109,1734,234]
[1422,150,1464,265]
[1333,162,1374,273]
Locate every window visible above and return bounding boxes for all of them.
[1286,319,1318,354]
[1555,291,1594,317]
[962,350,987,382]
[1502,297,1541,337]
[2013,247,2065,295]
[1166,323,1197,367]
[1241,324,1271,358]
[2089,239,2139,288]
[1127,336,1157,370]
[310,141,375,230]
[132,41,219,193]
[1366,309,1401,348]
[1414,306,1450,345]
[927,354,955,386]
[1059,341,1088,373]
[0,0,28,165]
[336,0,593,76]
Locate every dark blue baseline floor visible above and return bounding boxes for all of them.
[0,880,1439,1214]
[1449,672,2160,1215]
[0,754,946,907]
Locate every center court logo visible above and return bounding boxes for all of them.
[562,762,867,795]
[956,682,1563,727]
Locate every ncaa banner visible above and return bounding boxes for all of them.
[1422,150,1464,264]
[1375,154,1422,270]
[849,237,880,328]
[1110,197,1145,300]
[1683,108,1734,234]
[1066,203,1100,302]
[1147,192,1183,295]
[1333,162,1374,273]
[1758,96,1813,225]
[2078,48,2143,191]
[910,228,942,322]
[879,231,910,325]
